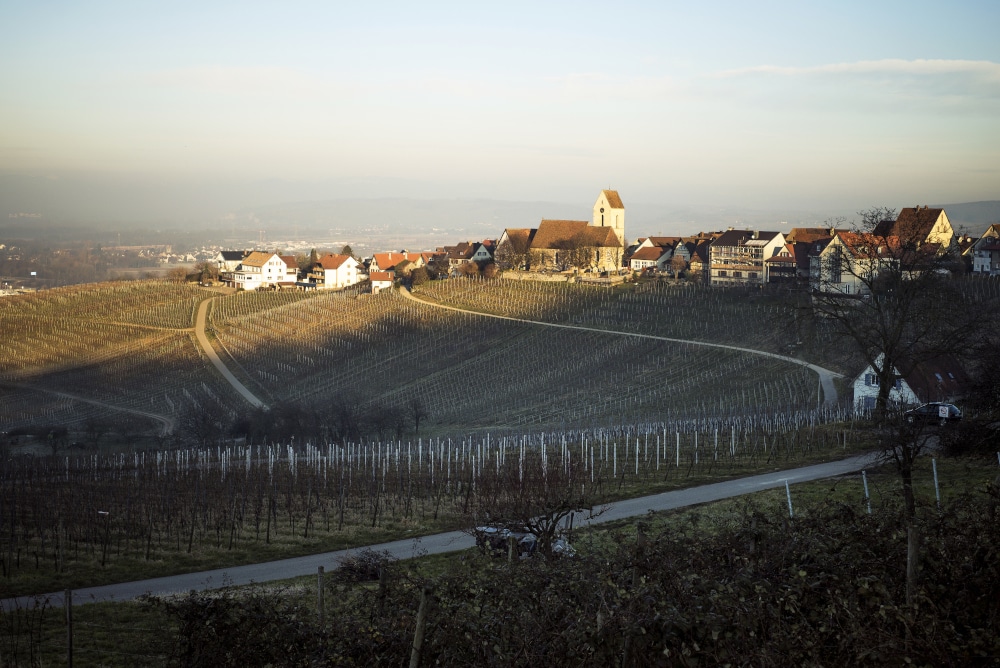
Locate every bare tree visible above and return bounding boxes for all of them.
[670,253,686,280]
[809,206,1000,607]
[409,397,428,437]
[811,207,983,418]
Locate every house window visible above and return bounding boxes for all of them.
[718,271,727,277]
[865,374,880,387]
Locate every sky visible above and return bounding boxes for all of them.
[1,1,999,224]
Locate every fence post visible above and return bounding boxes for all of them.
[317,566,325,628]
[932,458,941,511]
[862,470,872,514]
[785,481,794,519]
[410,586,432,668]
[65,589,73,668]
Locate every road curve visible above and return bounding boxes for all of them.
[0,383,175,436]
[3,452,877,609]
[400,287,843,406]
[194,298,267,409]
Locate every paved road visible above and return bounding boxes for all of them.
[400,287,843,406]
[2,452,877,609]
[193,298,267,409]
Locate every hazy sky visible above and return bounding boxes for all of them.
[2,1,998,220]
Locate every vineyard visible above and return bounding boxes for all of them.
[207,281,824,435]
[0,276,875,597]
[0,282,234,442]
[0,414,867,596]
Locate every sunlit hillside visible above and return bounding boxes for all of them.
[0,278,833,446]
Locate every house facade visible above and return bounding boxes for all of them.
[226,252,289,291]
[369,271,394,293]
[307,253,363,289]
[853,353,970,413]
[815,232,900,295]
[709,230,785,286]
[873,206,956,251]
[972,224,1000,275]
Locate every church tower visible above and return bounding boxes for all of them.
[592,190,625,248]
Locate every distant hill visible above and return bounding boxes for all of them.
[933,201,1000,232]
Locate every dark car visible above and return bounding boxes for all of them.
[905,402,962,425]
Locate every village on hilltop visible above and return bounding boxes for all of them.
[209,190,1000,294]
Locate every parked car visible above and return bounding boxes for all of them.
[905,402,962,425]
[474,525,537,557]
[473,525,574,558]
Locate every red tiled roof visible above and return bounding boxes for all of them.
[372,252,423,271]
[316,253,354,270]
[873,207,945,242]
[630,246,666,262]
[529,220,590,249]
[369,271,393,282]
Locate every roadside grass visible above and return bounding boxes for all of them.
[15,453,997,668]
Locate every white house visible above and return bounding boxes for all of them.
[306,254,362,289]
[853,353,970,414]
[370,271,394,294]
[972,224,1000,275]
[816,232,898,295]
[629,246,667,272]
[228,252,289,291]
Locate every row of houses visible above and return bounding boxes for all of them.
[214,241,501,292]
[624,208,1000,291]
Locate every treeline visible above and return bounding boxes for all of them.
[180,397,429,446]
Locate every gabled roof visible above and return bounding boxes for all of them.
[898,354,971,403]
[602,190,624,209]
[240,251,281,268]
[444,242,476,260]
[219,250,248,261]
[831,231,900,258]
[500,228,536,249]
[315,253,355,270]
[712,230,756,247]
[873,206,946,242]
[688,241,711,263]
[371,251,423,271]
[646,236,680,248]
[530,220,590,249]
[369,271,393,282]
[629,246,666,262]
[581,225,623,248]
[280,255,298,269]
[785,228,840,244]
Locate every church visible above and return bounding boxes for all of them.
[497,190,625,273]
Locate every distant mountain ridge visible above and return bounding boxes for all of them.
[931,201,1000,232]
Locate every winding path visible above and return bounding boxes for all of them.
[400,287,843,406]
[193,298,267,409]
[1,383,176,436]
[2,452,878,608]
